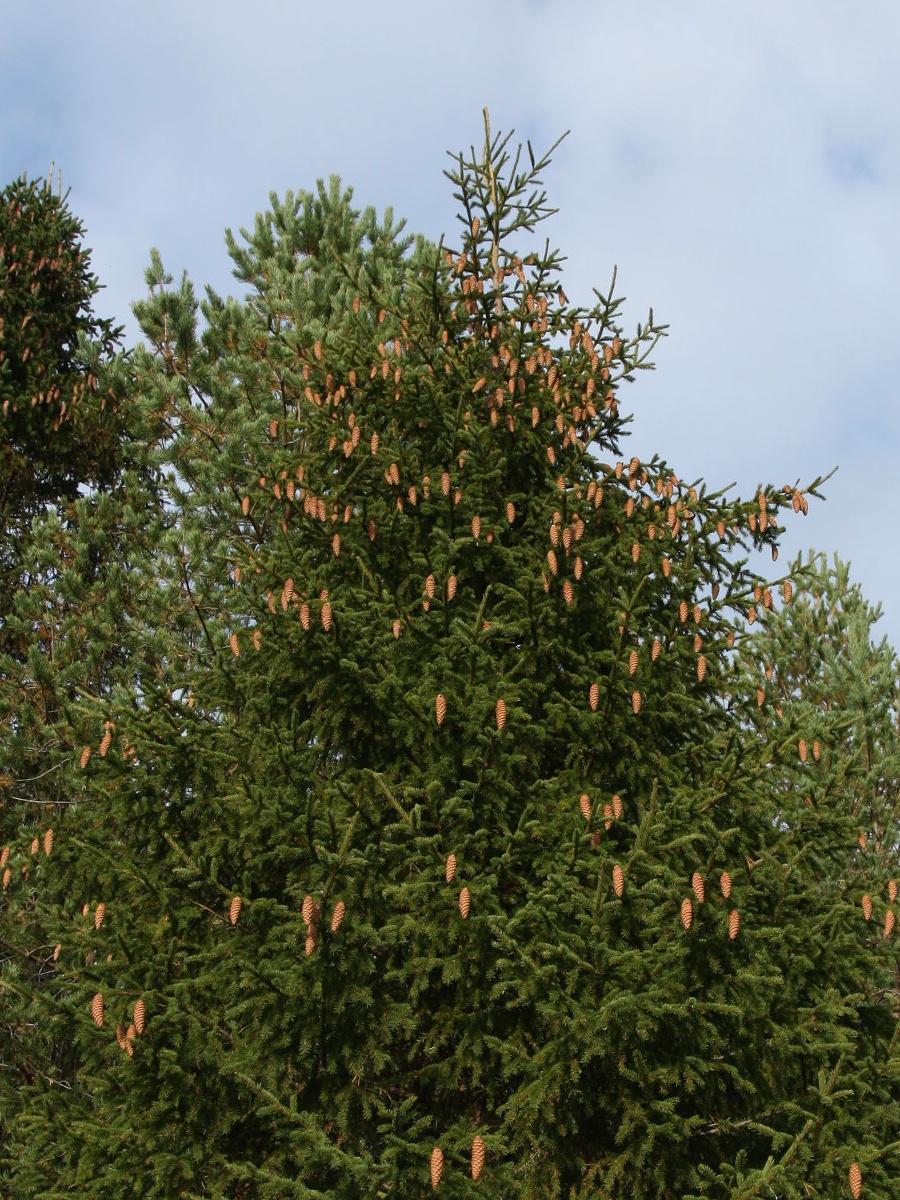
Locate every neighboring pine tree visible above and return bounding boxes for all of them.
[738,551,900,869]
[0,172,123,628]
[3,128,898,1199]
[0,176,165,1181]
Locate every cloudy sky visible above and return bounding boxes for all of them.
[4,1,898,647]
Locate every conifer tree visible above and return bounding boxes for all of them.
[0,176,164,1181]
[0,172,124,627]
[3,126,899,1200]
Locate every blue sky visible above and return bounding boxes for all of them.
[4,1,899,646]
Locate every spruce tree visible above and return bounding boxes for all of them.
[3,126,899,1199]
[0,176,164,1186]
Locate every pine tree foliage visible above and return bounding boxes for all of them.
[0,176,169,1186]
[2,126,899,1199]
[0,173,124,626]
[727,551,900,1199]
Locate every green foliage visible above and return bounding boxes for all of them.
[0,173,124,617]
[1,129,898,1199]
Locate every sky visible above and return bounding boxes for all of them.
[4,1,899,648]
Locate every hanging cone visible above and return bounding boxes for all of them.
[471,1136,486,1180]
[631,542,640,563]
[253,629,261,651]
[589,683,599,711]
[229,896,242,926]
[812,740,821,761]
[495,698,507,730]
[331,533,341,556]
[579,794,591,820]
[697,655,707,682]
[229,633,240,657]
[728,909,740,939]
[628,649,638,675]
[98,728,112,758]
[631,691,642,714]
[446,575,458,601]
[94,902,106,930]
[612,864,625,897]
[115,1022,129,1051]
[331,901,346,932]
[321,602,333,631]
[299,603,311,631]
[720,871,732,899]
[563,580,574,605]
[885,909,895,938]
[305,932,316,955]
[30,837,39,856]
[798,740,808,763]
[430,1146,444,1188]
[506,501,515,524]
[691,872,705,903]
[393,619,402,639]
[459,887,471,919]
[679,600,689,623]
[425,574,436,599]
[849,1162,862,1199]
[574,556,583,580]
[612,794,623,820]
[1,868,9,890]
[302,894,316,926]
[80,744,92,769]
[133,998,146,1035]
[651,638,661,662]
[603,803,613,830]
[435,694,447,726]
[445,854,457,883]
[756,688,765,708]
[91,993,104,1027]
[681,897,693,930]
[889,880,897,903]
[662,556,671,577]
[281,579,294,610]
[783,579,793,602]
[547,549,559,576]
[471,514,481,539]
[0,847,7,869]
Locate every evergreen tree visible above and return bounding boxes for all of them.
[2,127,898,1199]
[0,172,124,628]
[0,176,164,1182]
[738,551,900,871]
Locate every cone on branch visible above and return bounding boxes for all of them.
[430,1147,444,1188]
[849,1162,862,1199]
[471,1136,486,1180]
